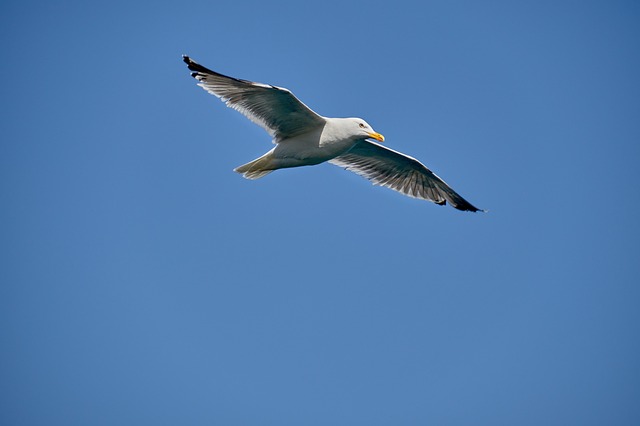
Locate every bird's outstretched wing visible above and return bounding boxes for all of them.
[329,140,483,212]
[183,55,325,141]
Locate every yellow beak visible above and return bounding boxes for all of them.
[368,132,385,142]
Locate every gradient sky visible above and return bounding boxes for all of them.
[2,1,639,425]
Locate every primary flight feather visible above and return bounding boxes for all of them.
[183,55,482,212]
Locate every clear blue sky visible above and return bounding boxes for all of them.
[2,1,639,425]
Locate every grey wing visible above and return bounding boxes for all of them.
[183,55,325,141]
[329,140,483,212]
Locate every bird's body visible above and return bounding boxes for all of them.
[236,117,377,179]
[183,55,483,212]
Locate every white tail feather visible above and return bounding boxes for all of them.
[234,151,275,180]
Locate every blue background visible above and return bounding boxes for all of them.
[2,1,639,424]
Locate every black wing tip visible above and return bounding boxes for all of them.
[438,198,484,212]
[182,54,197,72]
[182,54,215,76]
[454,202,485,213]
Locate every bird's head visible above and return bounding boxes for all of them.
[349,118,385,142]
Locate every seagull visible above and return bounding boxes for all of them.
[183,55,483,212]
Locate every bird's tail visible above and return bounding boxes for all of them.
[234,150,275,180]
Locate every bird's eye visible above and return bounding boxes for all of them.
[359,123,366,128]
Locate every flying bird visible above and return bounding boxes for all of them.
[183,55,483,212]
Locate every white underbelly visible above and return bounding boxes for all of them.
[273,133,356,167]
